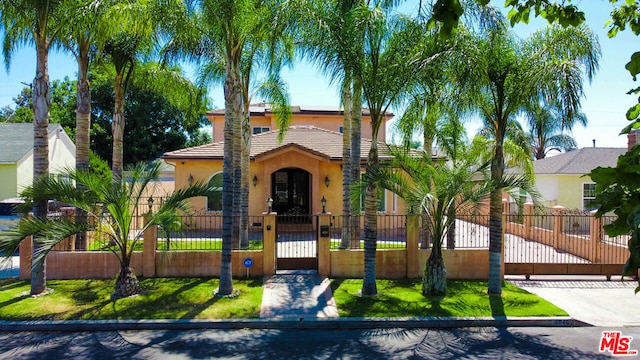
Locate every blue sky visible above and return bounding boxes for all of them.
[0,1,637,149]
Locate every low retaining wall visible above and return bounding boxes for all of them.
[329,248,489,280]
[43,252,144,279]
[154,250,264,277]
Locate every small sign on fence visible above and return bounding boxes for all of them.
[243,257,253,278]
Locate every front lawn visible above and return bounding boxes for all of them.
[0,278,263,320]
[331,279,568,318]
[0,277,567,321]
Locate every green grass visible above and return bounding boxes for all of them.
[86,239,264,251]
[0,277,263,320]
[331,279,568,318]
[330,240,406,249]
[0,277,567,320]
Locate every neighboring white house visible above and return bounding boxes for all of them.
[0,123,76,200]
[530,147,626,210]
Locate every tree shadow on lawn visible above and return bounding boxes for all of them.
[110,277,213,320]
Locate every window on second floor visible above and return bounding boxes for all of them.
[252,126,270,135]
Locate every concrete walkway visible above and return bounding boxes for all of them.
[260,271,339,319]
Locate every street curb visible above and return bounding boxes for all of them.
[0,316,588,332]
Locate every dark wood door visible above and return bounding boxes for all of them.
[272,168,310,216]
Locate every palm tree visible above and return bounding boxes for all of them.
[0,0,76,295]
[0,161,214,299]
[357,5,445,296]
[525,101,586,159]
[377,143,538,296]
[59,0,114,250]
[298,0,365,249]
[464,22,600,294]
[162,0,293,296]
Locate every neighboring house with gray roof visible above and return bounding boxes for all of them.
[0,123,75,200]
[530,147,626,210]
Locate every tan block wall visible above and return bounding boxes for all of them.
[330,248,489,280]
[329,249,407,279]
[418,249,490,280]
[41,251,144,279]
[154,250,264,277]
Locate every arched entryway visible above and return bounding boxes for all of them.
[271,168,311,215]
[271,168,316,271]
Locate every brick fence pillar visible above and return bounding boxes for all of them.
[552,205,565,249]
[589,210,602,262]
[263,212,276,275]
[317,213,331,276]
[19,235,32,280]
[142,213,158,277]
[524,202,534,239]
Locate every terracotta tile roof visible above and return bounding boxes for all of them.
[532,147,626,175]
[162,126,394,161]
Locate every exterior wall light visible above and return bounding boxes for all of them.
[267,196,273,213]
[321,195,327,213]
[325,175,330,188]
[188,174,193,186]
[253,174,258,187]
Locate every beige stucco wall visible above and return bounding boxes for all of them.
[208,112,389,143]
[169,147,407,216]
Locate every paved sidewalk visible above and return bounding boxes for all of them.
[260,272,339,319]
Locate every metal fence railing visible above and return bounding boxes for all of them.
[44,209,629,266]
[503,213,628,264]
[156,214,263,251]
[446,214,491,249]
[329,215,407,249]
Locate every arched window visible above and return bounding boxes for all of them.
[207,173,223,211]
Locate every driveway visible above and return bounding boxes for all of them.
[508,275,640,327]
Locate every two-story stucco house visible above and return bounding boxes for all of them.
[162,103,405,216]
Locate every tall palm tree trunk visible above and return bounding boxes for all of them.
[231,94,242,250]
[75,47,91,250]
[350,78,362,249]
[421,132,433,249]
[219,65,242,296]
[361,140,378,296]
[240,113,250,248]
[31,39,51,296]
[112,72,125,182]
[340,77,352,249]
[487,142,505,295]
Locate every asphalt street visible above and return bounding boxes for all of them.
[2,326,638,359]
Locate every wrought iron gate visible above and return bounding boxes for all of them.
[276,214,318,271]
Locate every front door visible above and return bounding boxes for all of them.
[271,168,310,216]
